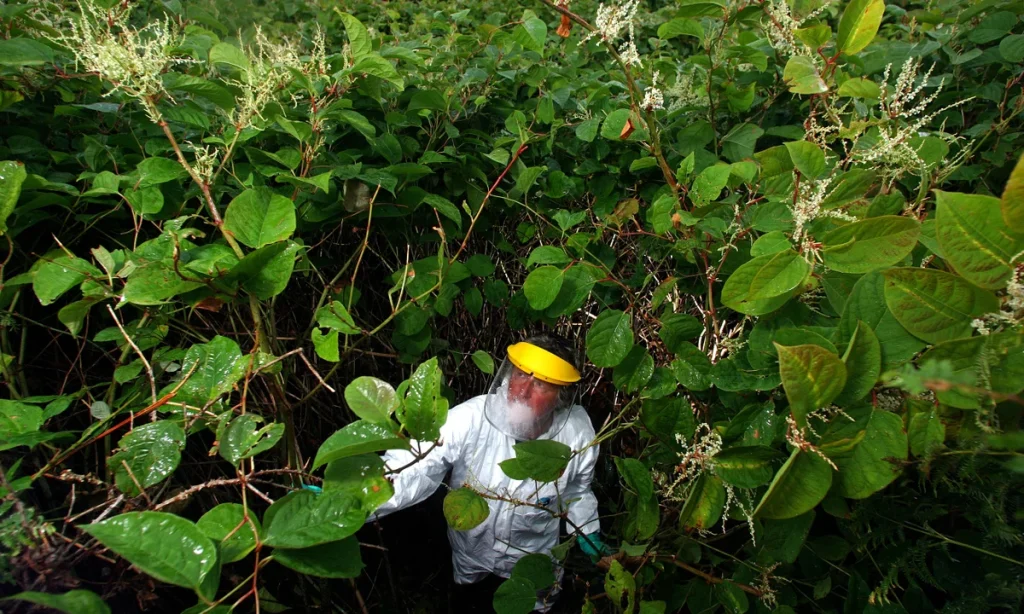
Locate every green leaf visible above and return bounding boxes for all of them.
[5,591,110,614]
[344,376,398,424]
[334,109,376,138]
[586,309,634,368]
[33,255,100,306]
[691,164,732,206]
[178,336,248,406]
[274,537,364,578]
[658,18,704,40]
[755,450,833,519]
[759,512,815,564]
[137,157,187,187]
[472,350,495,375]
[678,473,726,530]
[324,454,394,514]
[240,241,300,299]
[575,118,600,142]
[721,123,764,163]
[837,77,882,99]
[223,188,296,249]
[751,231,791,257]
[777,344,847,426]
[351,53,405,90]
[837,271,926,369]
[0,399,41,441]
[605,559,637,612]
[783,56,827,94]
[909,410,945,458]
[784,141,826,179]
[313,421,409,469]
[0,38,55,66]
[0,160,27,235]
[670,343,713,391]
[493,577,537,614]
[84,512,218,591]
[794,24,832,49]
[312,329,340,362]
[837,0,885,55]
[616,457,654,502]
[316,301,359,334]
[337,12,372,60]
[164,74,235,110]
[121,260,203,306]
[660,313,703,354]
[514,17,547,54]
[821,216,921,274]
[613,345,655,393]
[527,245,571,267]
[262,490,365,549]
[882,268,999,344]
[601,109,644,141]
[523,266,564,310]
[443,487,490,531]
[721,250,811,316]
[218,414,284,465]
[423,194,462,229]
[1000,34,1024,63]
[916,333,1024,409]
[935,190,1024,289]
[834,322,881,406]
[512,553,555,589]
[831,410,907,499]
[197,503,261,564]
[714,446,780,488]
[640,396,695,443]
[499,439,571,482]
[1003,152,1024,233]
[109,421,186,496]
[209,42,250,71]
[398,357,449,441]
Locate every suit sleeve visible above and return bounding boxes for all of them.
[369,404,471,519]
[562,416,601,536]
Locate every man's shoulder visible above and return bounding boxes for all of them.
[443,394,488,432]
[564,405,597,444]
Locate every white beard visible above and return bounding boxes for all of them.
[493,381,552,440]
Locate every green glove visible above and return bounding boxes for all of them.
[578,532,610,561]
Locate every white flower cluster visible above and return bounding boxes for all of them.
[785,415,838,470]
[641,71,664,110]
[230,26,306,130]
[185,141,219,185]
[762,0,833,57]
[791,175,832,244]
[971,265,1024,335]
[665,67,708,112]
[1007,266,1024,311]
[582,0,643,67]
[857,58,970,187]
[47,0,193,121]
[662,423,721,501]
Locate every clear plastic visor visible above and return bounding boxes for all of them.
[483,357,576,441]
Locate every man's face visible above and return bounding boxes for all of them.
[507,366,561,417]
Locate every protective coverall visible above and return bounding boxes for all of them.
[371,393,600,610]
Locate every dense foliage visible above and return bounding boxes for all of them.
[1,0,1023,612]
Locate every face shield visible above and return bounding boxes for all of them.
[484,342,581,441]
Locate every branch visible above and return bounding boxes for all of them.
[106,305,157,405]
[449,143,528,264]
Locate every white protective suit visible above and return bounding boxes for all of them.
[371,393,600,608]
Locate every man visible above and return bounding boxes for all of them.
[370,334,606,611]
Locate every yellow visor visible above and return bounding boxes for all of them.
[506,342,581,386]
